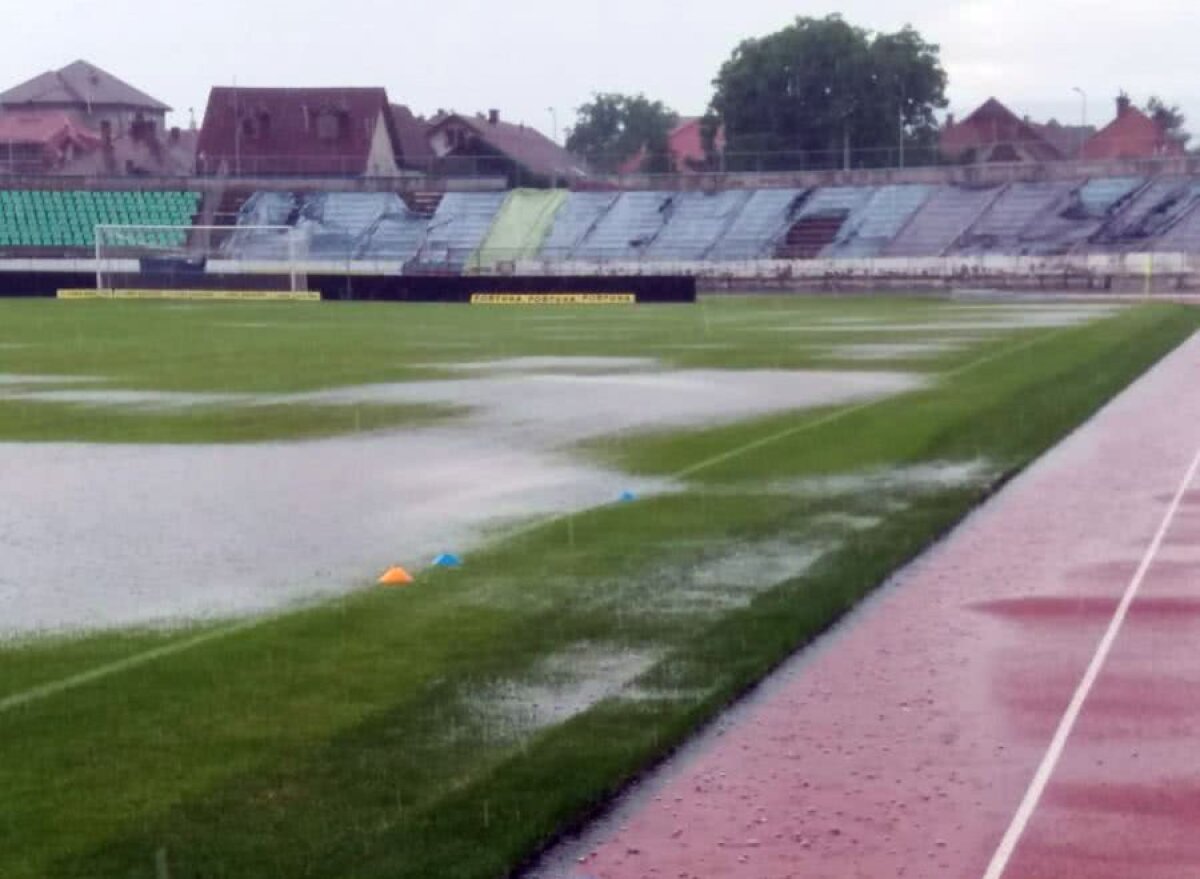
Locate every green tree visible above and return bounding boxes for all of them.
[704,15,948,170]
[1144,96,1190,148]
[566,93,679,174]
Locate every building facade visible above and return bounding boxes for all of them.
[0,60,169,139]
[195,87,403,177]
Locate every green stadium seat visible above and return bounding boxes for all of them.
[0,188,200,251]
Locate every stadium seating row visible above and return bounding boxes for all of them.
[0,190,199,249]
[7,177,1200,262]
[222,179,1192,265]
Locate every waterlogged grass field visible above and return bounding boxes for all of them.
[0,296,1197,878]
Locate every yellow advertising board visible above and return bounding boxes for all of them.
[469,293,636,305]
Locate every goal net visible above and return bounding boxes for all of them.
[94,225,313,299]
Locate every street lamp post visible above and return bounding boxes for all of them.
[1072,87,1088,157]
[546,107,560,188]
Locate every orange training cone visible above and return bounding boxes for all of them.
[378,566,414,586]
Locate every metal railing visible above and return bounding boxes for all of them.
[2,137,1195,185]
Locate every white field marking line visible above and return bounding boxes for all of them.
[672,398,881,480]
[0,324,1074,712]
[674,326,1072,481]
[0,618,261,714]
[981,444,1200,879]
[497,324,1069,547]
[940,326,1075,380]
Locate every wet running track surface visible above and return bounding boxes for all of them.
[541,333,1200,879]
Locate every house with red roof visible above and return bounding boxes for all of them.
[57,123,199,177]
[1080,95,1186,160]
[427,110,588,185]
[195,87,410,177]
[617,117,726,175]
[939,98,1067,163]
[943,94,1185,165]
[0,110,101,174]
[390,104,436,172]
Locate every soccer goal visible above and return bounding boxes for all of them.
[93,224,315,300]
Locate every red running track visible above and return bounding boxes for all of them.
[560,332,1200,879]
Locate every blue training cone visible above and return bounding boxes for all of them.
[619,490,638,503]
[432,553,462,568]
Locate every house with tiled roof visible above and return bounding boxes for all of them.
[939,98,1064,163]
[0,110,101,174]
[617,117,726,175]
[1031,119,1096,160]
[57,124,199,177]
[1080,95,1186,161]
[0,60,169,140]
[943,94,1187,166]
[389,104,435,172]
[196,87,407,177]
[427,110,588,186]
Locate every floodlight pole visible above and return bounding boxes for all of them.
[1072,87,1088,156]
[94,225,102,291]
[233,80,241,176]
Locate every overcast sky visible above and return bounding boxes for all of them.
[4,0,1198,140]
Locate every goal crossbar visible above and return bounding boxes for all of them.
[94,224,310,294]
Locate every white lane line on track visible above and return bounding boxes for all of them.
[0,324,1080,714]
[981,444,1200,879]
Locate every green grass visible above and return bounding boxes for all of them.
[0,296,1094,443]
[0,296,1195,879]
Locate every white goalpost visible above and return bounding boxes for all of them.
[91,224,315,300]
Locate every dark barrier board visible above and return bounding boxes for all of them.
[312,274,696,304]
[0,272,94,298]
[1,272,696,303]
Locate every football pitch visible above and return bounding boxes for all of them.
[0,295,1197,878]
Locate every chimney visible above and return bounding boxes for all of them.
[946,112,955,128]
[1116,93,1132,118]
[488,109,500,125]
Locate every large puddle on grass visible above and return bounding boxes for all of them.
[0,360,924,635]
[438,356,657,374]
[761,304,1124,335]
[831,341,965,360]
[2,366,921,445]
[0,374,99,386]
[470,643,661,736]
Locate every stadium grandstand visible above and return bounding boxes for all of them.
[2,64,1200,294]
[6,172,1200,292]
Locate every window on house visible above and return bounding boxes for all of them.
[316,110,344,142]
